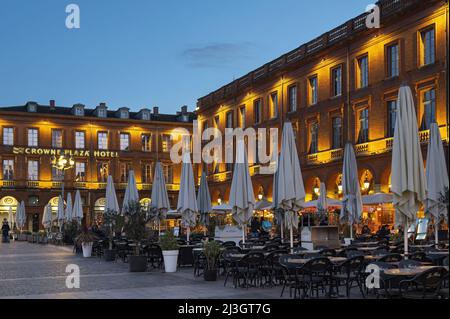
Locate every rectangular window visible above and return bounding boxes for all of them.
[331,66,342,97]
[332,117,342,149]
[309,76,318,105]
[161,134,172,153]
[358,108,369,144]
[75,131,85,149]
[27,160,39,181]
[309,122,318,154]
[214,115,220,128]
[357,55,369,88]
[387,100,398,137]
[420,27,435,66]
[120,133,130,151]
[52,167,64,181]
[98,132,108,150]
[75,162,86,182]
[226,111,233,129]
[97,162,109,183]
[254,99,262,124]
[3,159,14,180]
[142,163,153,184]
[51,129,63,148]
[269,92,278,118]
[27,128,38,147]
[3,127,14,146]
[288,85,297,112]
[420,88,436,130]
[163,164,173,184]
[239,106,246,128]
[119,162,132,183]
[141,134,152,152]
[387,43,399,77]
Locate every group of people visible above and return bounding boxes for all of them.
[250,217,272,238]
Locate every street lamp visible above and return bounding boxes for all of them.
[313,180,320,196]
[363,172,371,191]
[51,152,75,200]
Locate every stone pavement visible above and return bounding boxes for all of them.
[1,241,365,299]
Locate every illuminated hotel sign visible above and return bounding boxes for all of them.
[12,147,119,158]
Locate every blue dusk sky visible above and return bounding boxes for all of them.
[0,0,370,113]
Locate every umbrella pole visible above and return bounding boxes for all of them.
[290,227,294,252]
[404,220,409,259]
[242,226,245,244]
[350,222,353,240]
[280,220,284,243]
[435,217,439,247]
[187,227,190,244]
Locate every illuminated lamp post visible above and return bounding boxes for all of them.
[51,152,75,200]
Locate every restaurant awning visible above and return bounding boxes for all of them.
[303,198,342,208]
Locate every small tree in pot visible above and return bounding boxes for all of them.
[101,209,121,261]
[122,201,149,272]
[75,227,97,258]
[203,240,221,281]
[159,231,179,273]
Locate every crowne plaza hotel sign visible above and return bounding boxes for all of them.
[12,147,119,158]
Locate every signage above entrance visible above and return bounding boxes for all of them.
[12,147,119,158]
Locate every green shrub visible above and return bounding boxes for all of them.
[159,232,179,251]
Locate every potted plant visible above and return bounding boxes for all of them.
[102,210,120,261]
[203,240,221,281]
[160,231,179,273]
[122,201,148,272]
[75,228,97,258]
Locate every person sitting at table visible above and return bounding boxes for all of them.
[361,224,371,235]
[250,217,260,238]
[260,217,272,236]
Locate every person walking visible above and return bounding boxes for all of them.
[2,219,11,243]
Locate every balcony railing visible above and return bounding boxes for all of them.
[1,180,16,188]
[74,182,87,189]
[306,148,344,165]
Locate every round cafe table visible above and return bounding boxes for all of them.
[383,266,442,277]
[287,256,347,265]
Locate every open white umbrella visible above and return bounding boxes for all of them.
[391,85,427,257]
[211,203,232,212]
[177,152,198,243]
[73,190,84,224]
[341,143,363,239]
[56,195,65,229]
[122,170,139,214]
[425,123,448,245]
[229,139,255,244]
[273,122,305,250]
[197,171,212,236]
[304,198,342,208]
[15,201,26,231]
[151,162,171,236]
[65,193,73,223]
[255,199,273,211]
[42,204,53,230]
[362,193,393,205]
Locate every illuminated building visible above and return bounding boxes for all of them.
[196,0,449,227]
[0,101,194,231]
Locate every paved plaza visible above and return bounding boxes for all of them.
[0,241,285,299]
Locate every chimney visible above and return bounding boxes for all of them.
[181,105,188,114]
[153,106,159,115]
[99,102,106,108]
[49,100,56,110]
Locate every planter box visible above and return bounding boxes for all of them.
[129,255,147,272]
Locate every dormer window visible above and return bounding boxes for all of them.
[72,104,85,116]
[97,108,107,118]
[138,109,151,120]
[26,102,38,113]
[117,108,130,119]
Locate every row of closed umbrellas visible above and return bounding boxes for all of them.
[42,190,84,230]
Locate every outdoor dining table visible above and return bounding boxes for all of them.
[300,250,322,254]
[287,256,348,265]
[356,247,379,252]
[354,241,379,247]
[382,266,446,277]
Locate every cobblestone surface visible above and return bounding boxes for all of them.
[1,241,365,299]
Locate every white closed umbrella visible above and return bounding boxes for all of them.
[391,85,427,257]
[105,175,120,214]
[317,183,328,213]
[16,201,26,231]
[8,206,13,228]
[229,139,255,244]
[56,195,65,230]
[272,155,284,242]
[341,143,363,240]
[177,152,198,243]
[425,123,448,245]
[151,162,171,236]
[73,190,84,224]
[122,170,139,214]
[65,193,73,223]
[197,171,212,236]
[42,204,53,230]
[274,122,306,250]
